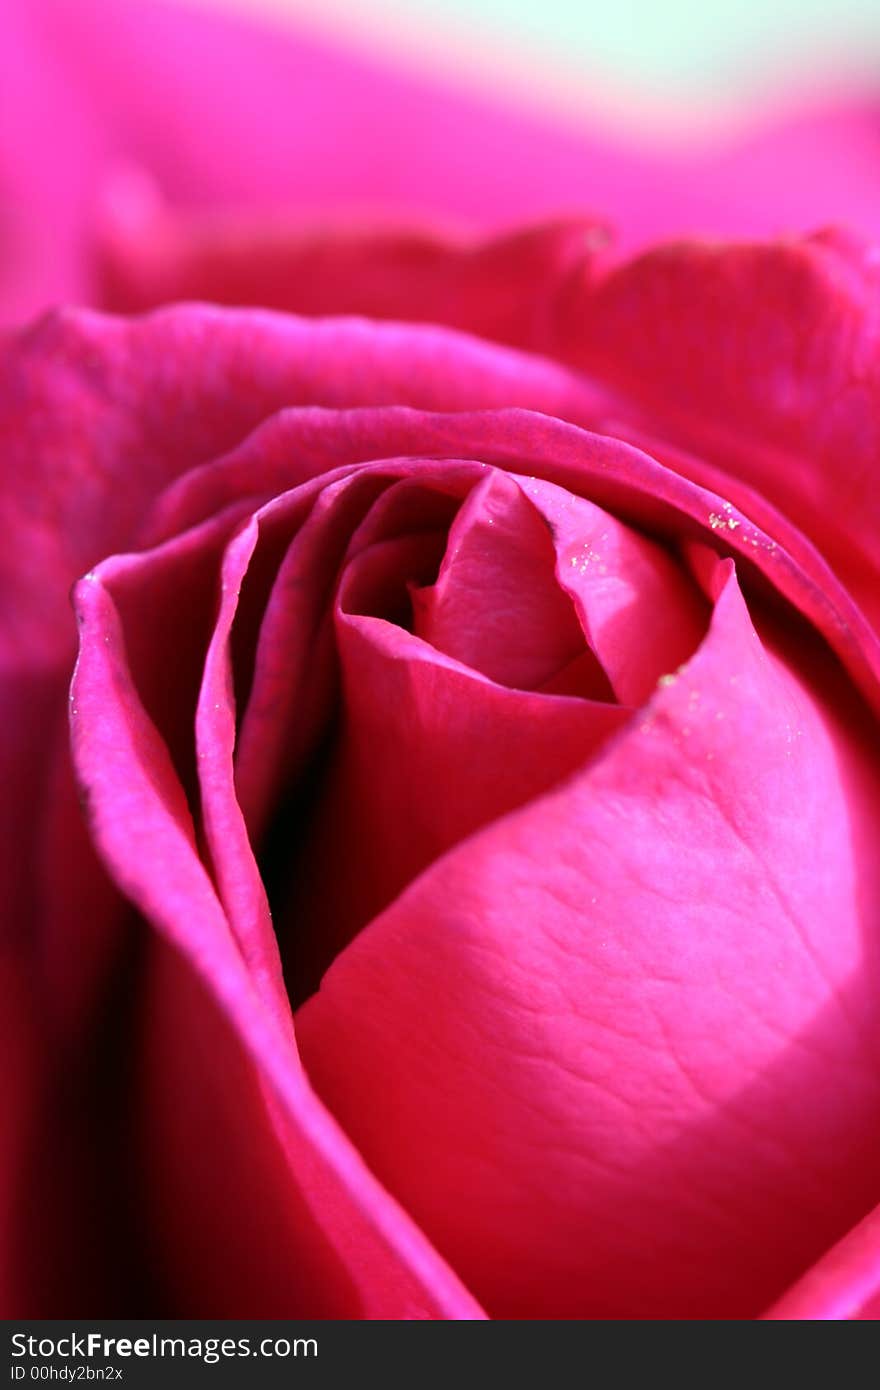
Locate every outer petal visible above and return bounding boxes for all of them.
[561,231,880,631]
[69,570,486,1319]
[97,206,603,344]
[0,304,594,664]
[8,0,880,317]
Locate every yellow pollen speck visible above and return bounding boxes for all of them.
[709,510,742,532]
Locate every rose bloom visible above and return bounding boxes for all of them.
[3,217,880,1321]
[6,0,880,1327]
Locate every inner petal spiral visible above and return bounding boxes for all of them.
[260,463,708,999]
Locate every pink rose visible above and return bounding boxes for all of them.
[6,0,880,1327]
[4,221,880,1318]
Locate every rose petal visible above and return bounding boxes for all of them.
[0,305,596,666]
[296,557,880,1318]
[92,219,880,651]
[188,457,626,997]
[98,208,604,344]
[514,474,708,703]
[84,89,880,325]
[69,570,486,1319]
[764,1202,880,1319]
[283,530,627,989]
[410,471,599,692]
[561,231,880,631]
[139,404,880,719]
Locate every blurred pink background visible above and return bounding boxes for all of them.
[3,0,880,320]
